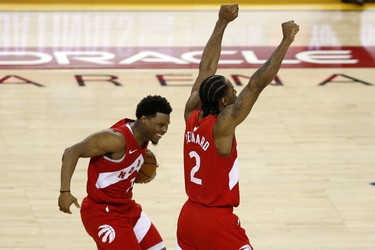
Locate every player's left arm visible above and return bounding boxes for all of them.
[221,21,299,129]
[213,21,299,156]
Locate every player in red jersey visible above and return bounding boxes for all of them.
[58,95,172,250]
[176,4,300,250]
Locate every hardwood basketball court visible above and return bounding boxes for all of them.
[0,1,374,249]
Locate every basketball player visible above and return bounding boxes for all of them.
[176,4,300,250]
[58,95,172,250]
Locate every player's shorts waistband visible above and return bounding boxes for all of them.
[187,198,234,211]
[85,195,138,210]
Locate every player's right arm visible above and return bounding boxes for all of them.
[184,4,238,121]
[58,129,125,214]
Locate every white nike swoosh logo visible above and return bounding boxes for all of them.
[129,149,137,154]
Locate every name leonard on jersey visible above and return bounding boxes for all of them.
[185,130,210,151]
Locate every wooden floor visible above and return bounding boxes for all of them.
[0,4,375,250]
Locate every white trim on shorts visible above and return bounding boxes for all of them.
[134,211,151,242]
[175,242,183,250]
[134,211,165,250]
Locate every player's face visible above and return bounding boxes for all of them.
[145,112,170,145]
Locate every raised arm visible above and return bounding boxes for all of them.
[58,129,125,214]
[214,20,299,155]
[184,4,238,121]
[223,20,299,125]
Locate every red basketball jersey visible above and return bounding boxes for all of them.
[86,119,148,205]
[184,110,240,207]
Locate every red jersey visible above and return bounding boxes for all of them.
[86,119,148,205]
[183,110,240,207]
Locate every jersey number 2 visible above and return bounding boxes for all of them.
[189,151,202,185]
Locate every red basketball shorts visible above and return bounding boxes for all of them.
[80,197,165,250]
[176,200,253,250]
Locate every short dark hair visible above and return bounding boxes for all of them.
[135,95,172,119]
[199,75,228,117]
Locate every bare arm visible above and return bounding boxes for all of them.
[214,21,300,155]
[58,129,125,214]
[184,4,238,121]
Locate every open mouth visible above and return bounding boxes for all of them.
[150,133,162,144]
[156,133,163,139]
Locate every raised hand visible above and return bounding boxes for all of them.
[219,4,239,23]
[282,20,300,43]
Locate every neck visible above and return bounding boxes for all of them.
[131,120,148,148]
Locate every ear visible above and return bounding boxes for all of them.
[140,115,148,125]
[221,96,229,107]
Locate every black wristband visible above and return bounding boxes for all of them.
[60,190,70,193]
